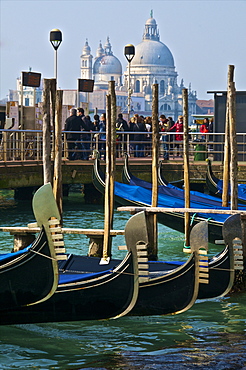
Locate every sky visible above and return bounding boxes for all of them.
[1,0,246,101]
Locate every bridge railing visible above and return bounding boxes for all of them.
[0,129,246,162]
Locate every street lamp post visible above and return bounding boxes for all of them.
[124,44,135,120]
[50,29,62,86]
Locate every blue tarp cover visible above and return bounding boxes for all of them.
[217,179,246,200]
[0,245,31,262]
[115,180,246,223]
[58,269,113,284]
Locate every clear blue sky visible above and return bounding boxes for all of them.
[1,0,245,101]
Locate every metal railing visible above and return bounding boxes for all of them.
[0,129,246,162]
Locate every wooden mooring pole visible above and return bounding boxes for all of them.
[228,75,238,210]
[108,80,116,237]
[147,83,159,260]
[222,92,230,207]
[53,89,63,221]
[226,65,246,292]
[88,82,116,259]
[101,94,113,262]
[43,79,52,184]
[182,88,190,247]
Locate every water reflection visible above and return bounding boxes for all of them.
[0,298,246,369]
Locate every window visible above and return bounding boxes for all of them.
[160,103,171,111]
[135,80,140,93]
[160,80,165,94]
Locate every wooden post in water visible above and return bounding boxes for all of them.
[101,94,113,262]
[108,81,116,228]
[43,79,52,184]
[222,66,235,207]
[50,79,56,160]
[53,89,63,220]
[182,88,190,247]
[148,83,159,260]
[222,98,230,207]
[228,77,238,210]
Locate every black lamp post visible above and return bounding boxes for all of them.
[50,29,62,85]
[124,44,135,118]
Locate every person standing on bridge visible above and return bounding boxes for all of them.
[132,114,147,158]
[64,108,83,160]
[77,108,93,160]
[168,115,184,157]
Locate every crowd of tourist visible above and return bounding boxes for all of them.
[64,108,213,160]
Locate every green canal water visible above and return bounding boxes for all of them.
[0,190,246,369]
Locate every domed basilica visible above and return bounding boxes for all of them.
[80,12,197,121]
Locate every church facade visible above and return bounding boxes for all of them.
[80,13,197,121]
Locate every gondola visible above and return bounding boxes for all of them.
[93,156,242,300]
[0,211,144,325]
[123,153,241,208]
[0,184,208,322]
[121,155,244,298]
[94,155,231,243]
[0,183,62,311]
[62,212,208,317]
[206,158,246,204]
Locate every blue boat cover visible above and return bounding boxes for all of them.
[129,174,241,206]
[217,179,246,201]
[0,245,31,262]
[58,269,113,284]
[115,180,246,223]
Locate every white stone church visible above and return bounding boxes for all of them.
[80,12,197,121]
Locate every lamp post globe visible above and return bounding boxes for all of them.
[124,44,135,118]
[50,29,62,85]
[50,29,62,50]
[124,44,135,63]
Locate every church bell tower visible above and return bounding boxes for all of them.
[80,39,93,79]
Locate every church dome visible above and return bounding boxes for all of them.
[93,37,122,75]
[145,17,156,26]
[82,39,91,56]
[132,39,174,67]
[93,55,122,75]
[131,13,174,67]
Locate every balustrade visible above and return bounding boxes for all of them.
[1,129,246,162]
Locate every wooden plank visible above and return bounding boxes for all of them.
[0,226,124,235]
[117,206,246,215]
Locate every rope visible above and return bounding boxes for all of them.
[30,249,57,261]
[183,242,190,249]
[209,267,235,272]
[190,213,212,226]
[190,213,197,226]
[59,269,136,277]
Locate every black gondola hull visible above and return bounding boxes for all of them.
[92,156,235,301]
[132,256,197,316]
[60,254,199,316]
[0,251,137,325]
[0,228,58,311]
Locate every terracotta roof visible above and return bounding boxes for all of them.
[196,99,214,108]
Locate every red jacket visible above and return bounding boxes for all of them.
[169,122,183,141]
[200,124,209,134]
